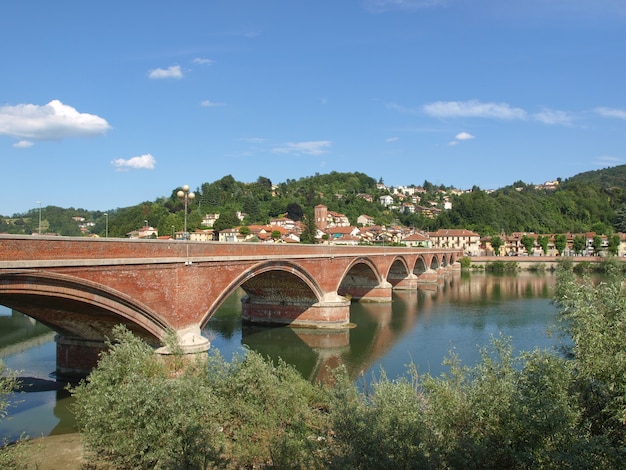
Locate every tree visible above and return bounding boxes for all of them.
[608,234,621,256]
[520,234,535,255]
[490,235,504,256]
[572,235,586,255]
[537,235,550,255]
[591,235,603,256]
[554,234,567,256]
[286,202,304,221]
[212,210,240,233]
[299,208,318,244]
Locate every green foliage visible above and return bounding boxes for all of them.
[3,166,626,237]
[537,235,550,255]
[555,268,626,449]
[0,361,31,469]
[70,269,626,470]
[572,235,586,255]
[71,326,331,469]
[459,256,472,269]
[521,234,535,255]
[554,234,567,255]
[490,235,504,255]
[485,260,518,273]
[328,338,608,469]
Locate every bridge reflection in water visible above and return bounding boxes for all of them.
[206,272,561,385]
[0,272,561,441]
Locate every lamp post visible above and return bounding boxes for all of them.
[177,185,195,239]
[104,213,108,238]
[36,201,42,235]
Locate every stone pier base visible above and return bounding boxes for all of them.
[55,335,107,379]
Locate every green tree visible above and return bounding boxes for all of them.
[591,235,603,256]
[608,234,621,256]
[537,235,550,255]
[554,234,567,256]
[521,234,535,255]
[300,208,318,244]
[490,235,504,255]
[572,235,586,255]
[212,210,240,233]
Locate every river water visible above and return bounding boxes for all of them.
[0,272,564,443]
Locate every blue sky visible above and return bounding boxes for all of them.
[1,1,625,216]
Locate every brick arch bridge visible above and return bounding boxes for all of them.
[0,235,461,376]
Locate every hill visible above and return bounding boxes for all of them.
[2,167,625,238]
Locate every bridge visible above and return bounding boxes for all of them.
[0,235,461,377]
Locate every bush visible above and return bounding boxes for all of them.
[71,326,332,469]
[485,260,518,273]
[459,256,472,270]
[0,361,31,469]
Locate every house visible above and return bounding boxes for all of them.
[190,229,216,242]
[401,202,415,213]
[127,225,158,239]
[325,226,361,245]
[201,213,220,227]
[429,229,481,256]
[357,214,375,227]
[379,195,394,207]
[403,232,431,248]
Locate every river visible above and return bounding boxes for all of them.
[0,272,564,443]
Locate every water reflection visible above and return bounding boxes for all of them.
[207,272,561,384]
[0,272,562,441]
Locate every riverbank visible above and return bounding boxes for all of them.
[466,255,616,270]
[22,433,85,469]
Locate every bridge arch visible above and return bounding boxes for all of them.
[204,260,331,328]
[413,256,429,276]
[337,257,391,302]
[0,270,169,343]
[386,256,411,287]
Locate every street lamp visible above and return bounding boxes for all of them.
[104,213,108,238]
[177,185,195,239]
[36,201,42,235]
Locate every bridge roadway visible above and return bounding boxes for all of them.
[0,235,461,377]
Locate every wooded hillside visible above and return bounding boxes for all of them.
[3,166,626,238]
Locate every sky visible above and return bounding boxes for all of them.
[1,0,625,216]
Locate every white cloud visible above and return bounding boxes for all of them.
[192,57,215,65]
[455,131,475,140]
[148,65,183,79]
[13,140,34,148]
[449,131,475,146]
[533,108,575,125]
[423,100,527,120]
[594,107,626,120]
[272,140,332,156]
[111,153,156,171]
[366,0,447,13]
[200,100,226,107]
[386,136,399,142]
[0,100,111,142]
